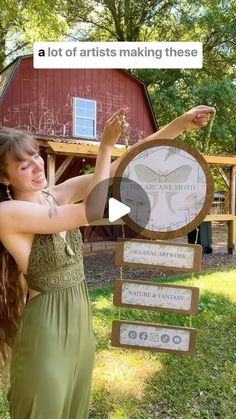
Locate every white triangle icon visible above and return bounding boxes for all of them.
[108,198,130,222]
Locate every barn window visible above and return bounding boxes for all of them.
[73,98,97,139]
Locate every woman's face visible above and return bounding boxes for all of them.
[3,151,47,194]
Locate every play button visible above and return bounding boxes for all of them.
[84,176,151,238]
[108,198,130,222]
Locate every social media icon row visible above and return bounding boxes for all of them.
[128,330,182,344]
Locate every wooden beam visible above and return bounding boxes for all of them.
[204,214,236,222]
[218,167,230,188]
[83,215,236,254]
[40,139,236,166]
[55,156,73,183]
[230,166,236,215]
[47,153,55,186]
[202,155,236,166]
[46,141,125,159]
[85,218,124,226]
[228,218,236,255]
[84,214,236,226]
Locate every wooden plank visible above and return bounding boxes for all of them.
[83,216,236,255]
[228,218,236,255]
[82,214,236,227]
[46,153,55,186]
[111,320,197,356]
[55,156,73,183]
[218,167,230,188]
[83,214,236,226]
[204,214,236,221]
[113,279,199,314]
[115,238,202,272]
[46,141,125,158]
[202,155,236,166]
[84,218,125,226]
[230,166,236,214]
[38,138,236,166]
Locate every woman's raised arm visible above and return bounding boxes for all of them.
[0,110,124,237]
[110,105,215,177]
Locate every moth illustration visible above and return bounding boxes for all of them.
[134,164,192,213]
[179,193,205,211]
[121,189,149,227]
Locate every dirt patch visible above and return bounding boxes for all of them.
[84,251,236,289]
[84,222,236,288]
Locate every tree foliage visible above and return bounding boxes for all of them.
[0,0,68,70]
[57,0,177,41]
[55,0,236,153]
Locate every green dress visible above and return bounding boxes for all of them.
[7,228,96,419]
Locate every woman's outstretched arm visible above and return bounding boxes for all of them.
[110,105,215,177]
[49,105,215,204]
[82,109,123,221]
[48,110,124,205]
[0,110,124,238]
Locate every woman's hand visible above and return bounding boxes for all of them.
[177,105,216,131]
[100,109,125,149]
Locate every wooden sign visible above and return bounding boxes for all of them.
[113,139,214,239]
[113,279,199,314]
[112,320,196,356]
[115,238,202,272]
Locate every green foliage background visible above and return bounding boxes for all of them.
[1,0,235,157]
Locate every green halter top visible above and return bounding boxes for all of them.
[24,228,85,293]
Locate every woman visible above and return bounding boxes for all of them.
[0,105,214,419]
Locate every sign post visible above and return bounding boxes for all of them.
[111,139,214,356]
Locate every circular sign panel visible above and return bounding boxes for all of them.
[113,139,214,239]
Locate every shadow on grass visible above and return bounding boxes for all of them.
[137,291,236,419]
[90,288,236,419]
[1,275,235,419]
[149,263,236,285]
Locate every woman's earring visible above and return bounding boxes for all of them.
[6,185,12,200]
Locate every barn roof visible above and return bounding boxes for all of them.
[0,58,21,102]
[0,54,158,130]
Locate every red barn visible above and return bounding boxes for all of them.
[0,54,158,241]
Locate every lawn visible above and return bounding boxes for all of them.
[1,267,236,419]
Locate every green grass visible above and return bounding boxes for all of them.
[1,267,236,419]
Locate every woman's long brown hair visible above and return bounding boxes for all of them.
[0,127,39,367]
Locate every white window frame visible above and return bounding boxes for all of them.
[73,97,97,139]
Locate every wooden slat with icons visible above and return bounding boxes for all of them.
[111,320,197,356]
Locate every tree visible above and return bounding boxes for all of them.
[54,0,236,153]
[0,0,27,69]
[57,0,177,42]
[0,0,68,70]
[125,0,236,154]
